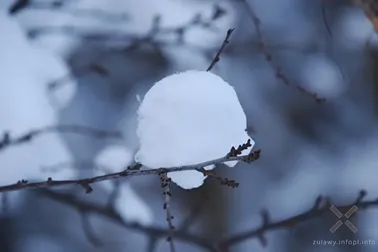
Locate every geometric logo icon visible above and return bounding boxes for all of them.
[329,205,358,233]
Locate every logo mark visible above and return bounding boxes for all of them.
[329,205,358,233]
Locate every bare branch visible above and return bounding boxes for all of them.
[241,0,325,103]
[45,11,218,91]
[28,11,216,43]
[39,189,378,251]
[207,29,234,71]
[0,125,122,152]
[218,191,378,249]
[198,169,240,188]
[159,171,176,252]
[8,0,29,14]
[320,1,332,39]
[39,189,220,252]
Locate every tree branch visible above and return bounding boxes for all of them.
[218,190,378,249]
[159,171,176,252]
[39,189,378,251]
[241,0,325,103]
[0,149,260,193]
[39,189,220,252]
[207,29,234,71]
[0,125,122,152]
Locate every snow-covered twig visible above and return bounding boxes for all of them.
[0,149,260,193]
[241,0,325,103]
[0,125,122,152]
[159,171,176,252]
[207,28,234,71]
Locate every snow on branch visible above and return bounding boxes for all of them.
[0,143,261,193]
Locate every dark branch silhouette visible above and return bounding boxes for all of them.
[219,190,377,249]
[207,29,234,71]
[241,0,325,103]
[44,8,221,92]
[0,125,122,152]
[38,189,378,252]
[39,189,220,252]
[159,171,176,252]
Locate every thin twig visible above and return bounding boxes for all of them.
[241,0,325,103]
[218,190,378,249]
[0,125,122,152]
[198,169,239,188]
[320,1,333,39]
[159,171,176,252]
[43,11,218,91]
[207,29,235,71]
[39,189,219,252]
[39,189,378,251]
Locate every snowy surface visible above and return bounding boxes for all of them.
[94,145,153,225]
[0,13,75,197]
[135,70,254,189]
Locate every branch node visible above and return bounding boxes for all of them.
[355,190,367,204]
[227,139,252,158]
[242,149,261,163]
[17,179,28,185]
[127,163,142,170]
[80,182,93,194]
[313,195,324,210]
